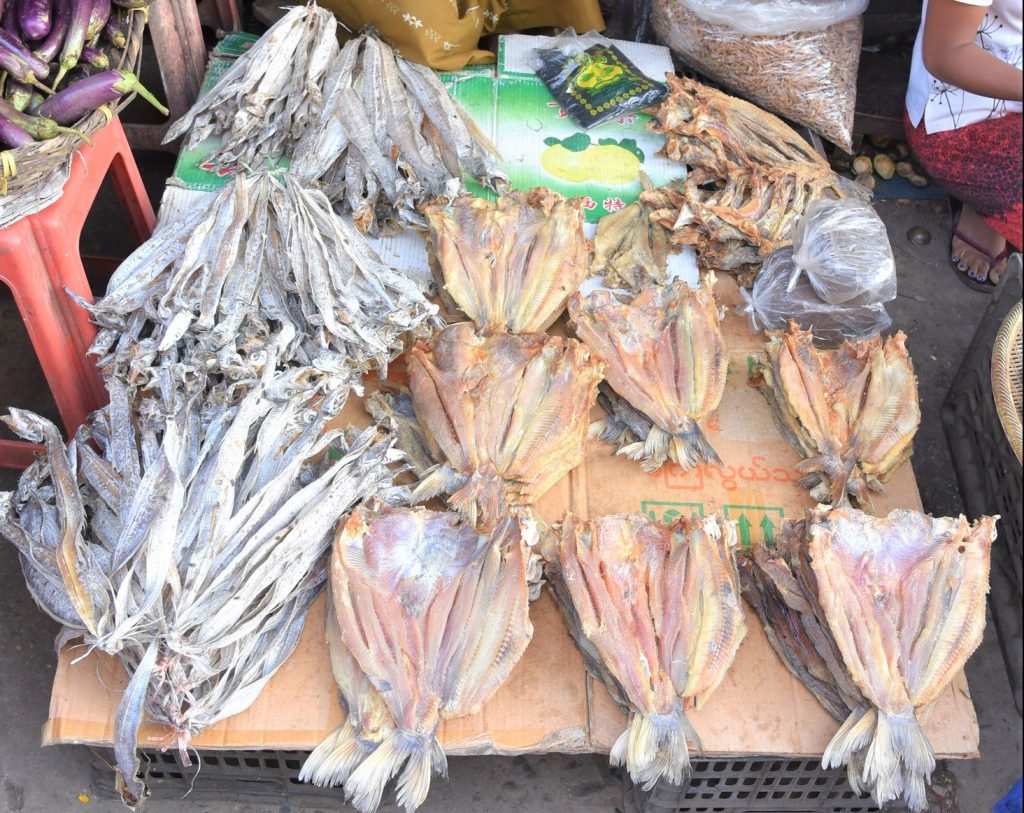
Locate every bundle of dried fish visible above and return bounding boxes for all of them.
[423,189,589,333]
[407,324,603,529]
[290,31,508,233]
[570,277,728,472]
[642,75,863,278]
[808,507,997,811]
[0,377,404,808]
[592,173,671,292]
[165,4,339,166]
[80,171,437,401]
[544,514,746,788]
[753,323,920,507]
[311,501,534,812]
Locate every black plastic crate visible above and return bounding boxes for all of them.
[941,265,1023,716]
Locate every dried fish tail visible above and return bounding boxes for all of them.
[610,705,701,791]
[345,731,447,813]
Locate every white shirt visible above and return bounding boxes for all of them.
[907,0,1023,133]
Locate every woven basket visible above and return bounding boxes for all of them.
[0,7,147,198]
[992,298,1023,463]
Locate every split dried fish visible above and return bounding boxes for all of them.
[753,323,920,507]
[642,75,865,280]
[165,4,339,166]
[314,501,534,812]
[365,388,445,480]
[808,506,996,811]
[423,189,590,333]
[544,513,746,788]
[291,31,508,234]
[0,377,404,808]
[570,277,728,472]
[407,324,603,529]
[78,171,438,403]
[592,173,671,292]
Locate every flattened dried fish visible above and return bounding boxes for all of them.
[324,501,534,812]
[424,189,590,333]
[164,5,339,166]
[570,277,727,472]
[753,323,920,507]
[544,514,746,788]
[407,324,603,529]
[592,173,671,292]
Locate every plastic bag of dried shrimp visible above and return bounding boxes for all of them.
[650,0,868,151]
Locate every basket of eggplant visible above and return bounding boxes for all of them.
[0,0,166,198]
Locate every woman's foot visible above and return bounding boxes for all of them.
[952,204,1009,285]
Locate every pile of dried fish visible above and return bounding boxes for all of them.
[591,173,672,292]
[0,376,404,808]
[642,75,863,279]
[570,277,728,472]
[165,5,339,166]
[79,171,437,401]
[753,323,920,507]
[743,507,997,811]
[544,513,746,788]
[423,189,590,333]
[290,31,508,233]
[303,501,534,812]
[407,324,603,529]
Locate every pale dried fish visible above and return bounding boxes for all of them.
[592,173,671,292]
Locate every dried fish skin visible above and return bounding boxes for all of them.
[545,513,746,789]
[424,189,590,334]
[328,502,534,812]
[592,174,671,292]
[754,324,920,507]
[366,388,445,480]
[809,507,997,811]
[570,277,728,473]
[407,324,603,529]
[165,4,339,166]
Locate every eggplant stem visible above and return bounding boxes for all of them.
[128,80,169,117]
[31,77,56,95]
[60,125,93,146]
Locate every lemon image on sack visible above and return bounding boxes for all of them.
[541,133,644,185]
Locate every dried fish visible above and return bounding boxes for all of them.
[291,31,508,234]
[753,323,920,507]
[423,189,590,333]
[77,171,438,402]
[407,324,603,529]
[365,388,444,480]
[164,4,339,166]
[319,501,534,812]
[0,376,405,808]
[544,513,746,789]
[570,277,728,472]
[592,173,672,292]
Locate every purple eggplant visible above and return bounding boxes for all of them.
[0,27,51,90]
[1,0,18,35]
[0,94,85,140]
[52,0,91,88]
[80,44,108,68]
[1,108,34,146]
[18,0,51,39]
[36,68,167,124]
[31,0,68,62]
[102,11,124,47]
[85,0,107,40]
[4,77,32,110]
[110,0,148,9]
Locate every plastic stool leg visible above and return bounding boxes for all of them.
[105,119,156,243]
[0,439,45,469]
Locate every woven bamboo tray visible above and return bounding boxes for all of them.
[0,7,148,200]
[992,298,1023,463]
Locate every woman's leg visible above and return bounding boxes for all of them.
[904,111,1022,284]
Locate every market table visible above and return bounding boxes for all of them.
[42,278,980,763]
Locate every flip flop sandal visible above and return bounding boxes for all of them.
[950,205,1008,294]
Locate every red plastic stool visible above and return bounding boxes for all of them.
[0,116,155,468]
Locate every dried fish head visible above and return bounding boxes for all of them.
[328,501,534,812]
[809,506,997,811]
[570,277,728,472]
[545,513,746,789]
[424,189,590,334]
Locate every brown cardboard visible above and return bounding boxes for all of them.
[42,278,980,758]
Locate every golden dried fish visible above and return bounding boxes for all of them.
[326,501,534,812]
[570,277,728,472]
[592,173,671,292]
[753,323,920,507]
[810,506,997,811]
[424,189,590,334]
[407,324,603,528]
[544,514,746,788]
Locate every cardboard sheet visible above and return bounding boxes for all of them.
[42,278,980,758]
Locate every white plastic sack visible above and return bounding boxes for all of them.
[788,199,897,307]
[677,0,868,36]
[740,247,892,345]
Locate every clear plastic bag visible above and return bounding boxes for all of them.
[650,0,865,150]
[740,247,892,345]
[788,198,896,307]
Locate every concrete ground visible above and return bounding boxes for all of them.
[0,171,1020,813]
